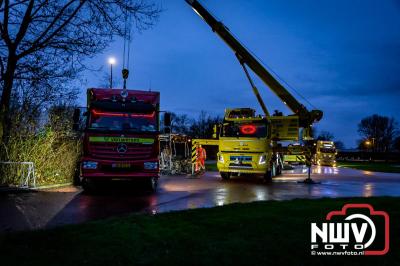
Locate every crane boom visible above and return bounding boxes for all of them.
[185,0,323,128]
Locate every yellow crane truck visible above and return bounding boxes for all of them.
[187,0,323,180]
[216,108,276,180]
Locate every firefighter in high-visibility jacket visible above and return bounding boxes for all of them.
[195,144,207,172]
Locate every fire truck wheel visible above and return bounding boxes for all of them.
[81,178,93,193]
[148,177,158,192]
[220,172,231,180]
[73,162,81,185]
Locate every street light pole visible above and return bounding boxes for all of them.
[108,57,116,89]
[372,137,375,153]
[110,63,113,88]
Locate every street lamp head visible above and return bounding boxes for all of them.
[365,140,371,146]
[108,57,116,65]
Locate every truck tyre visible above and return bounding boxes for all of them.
[220,172,231,180]
[148,177,158,192]
[264,163,275,182]
[73,162,81,186]
[264,170,272,182]
[276,164,282,176]
[81,178,93,193]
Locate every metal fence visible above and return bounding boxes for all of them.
[0,161,36,188]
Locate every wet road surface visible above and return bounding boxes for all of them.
[1,166,400,232]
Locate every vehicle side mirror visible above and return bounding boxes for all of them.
[212,124,218,139]
[164,112,171,127]
[72,108,81,131]
[164,112,171,133]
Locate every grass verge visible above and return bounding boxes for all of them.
[1,130,81,186]
[0,197,399,266]
[338,161,400,173]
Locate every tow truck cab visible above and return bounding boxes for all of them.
[216,108,278,179]
[77,88,160,190]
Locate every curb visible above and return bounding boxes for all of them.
[0,182,74,193]
[0,186,32,194]
[34,182,74,190]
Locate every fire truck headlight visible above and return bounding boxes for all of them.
[218,154,224,163]
[144,162,158,170]
[82,161,98,169]
[259,155,266,165]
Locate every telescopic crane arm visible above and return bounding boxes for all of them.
[185,0,323,128]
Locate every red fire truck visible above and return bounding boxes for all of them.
[74,88,160,191]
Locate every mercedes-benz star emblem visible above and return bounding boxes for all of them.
[117,143,128,153]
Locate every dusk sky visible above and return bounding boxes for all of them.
[81,0,400,148]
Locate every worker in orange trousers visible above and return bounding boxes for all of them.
[195,144,207,172]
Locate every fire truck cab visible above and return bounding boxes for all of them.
[75,88,160,191]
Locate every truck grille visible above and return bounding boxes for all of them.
[89,142,153,160]
[229,164,253,169]
[100,164,142,173]
[228,156,253,169]
[229,156,252,162]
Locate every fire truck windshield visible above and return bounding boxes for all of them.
[320,148,336,153]
[88,110,157,133]
[221,122,267,138]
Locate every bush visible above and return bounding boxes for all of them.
[1,129,81,186]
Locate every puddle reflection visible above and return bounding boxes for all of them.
[313,166,338,175]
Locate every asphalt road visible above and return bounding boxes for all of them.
[1,166,400,232]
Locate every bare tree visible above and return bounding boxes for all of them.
[170,113,191,134]
[334,140,344,150]
[97,71,121,89]
[189,111,221,138]
[314,129,344,149]
[393,136,400,152]
[358,114,398,152]
[9,66,80,135]
[317,131,334,141]
[47,104,76,133]
[0,0,161,141]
